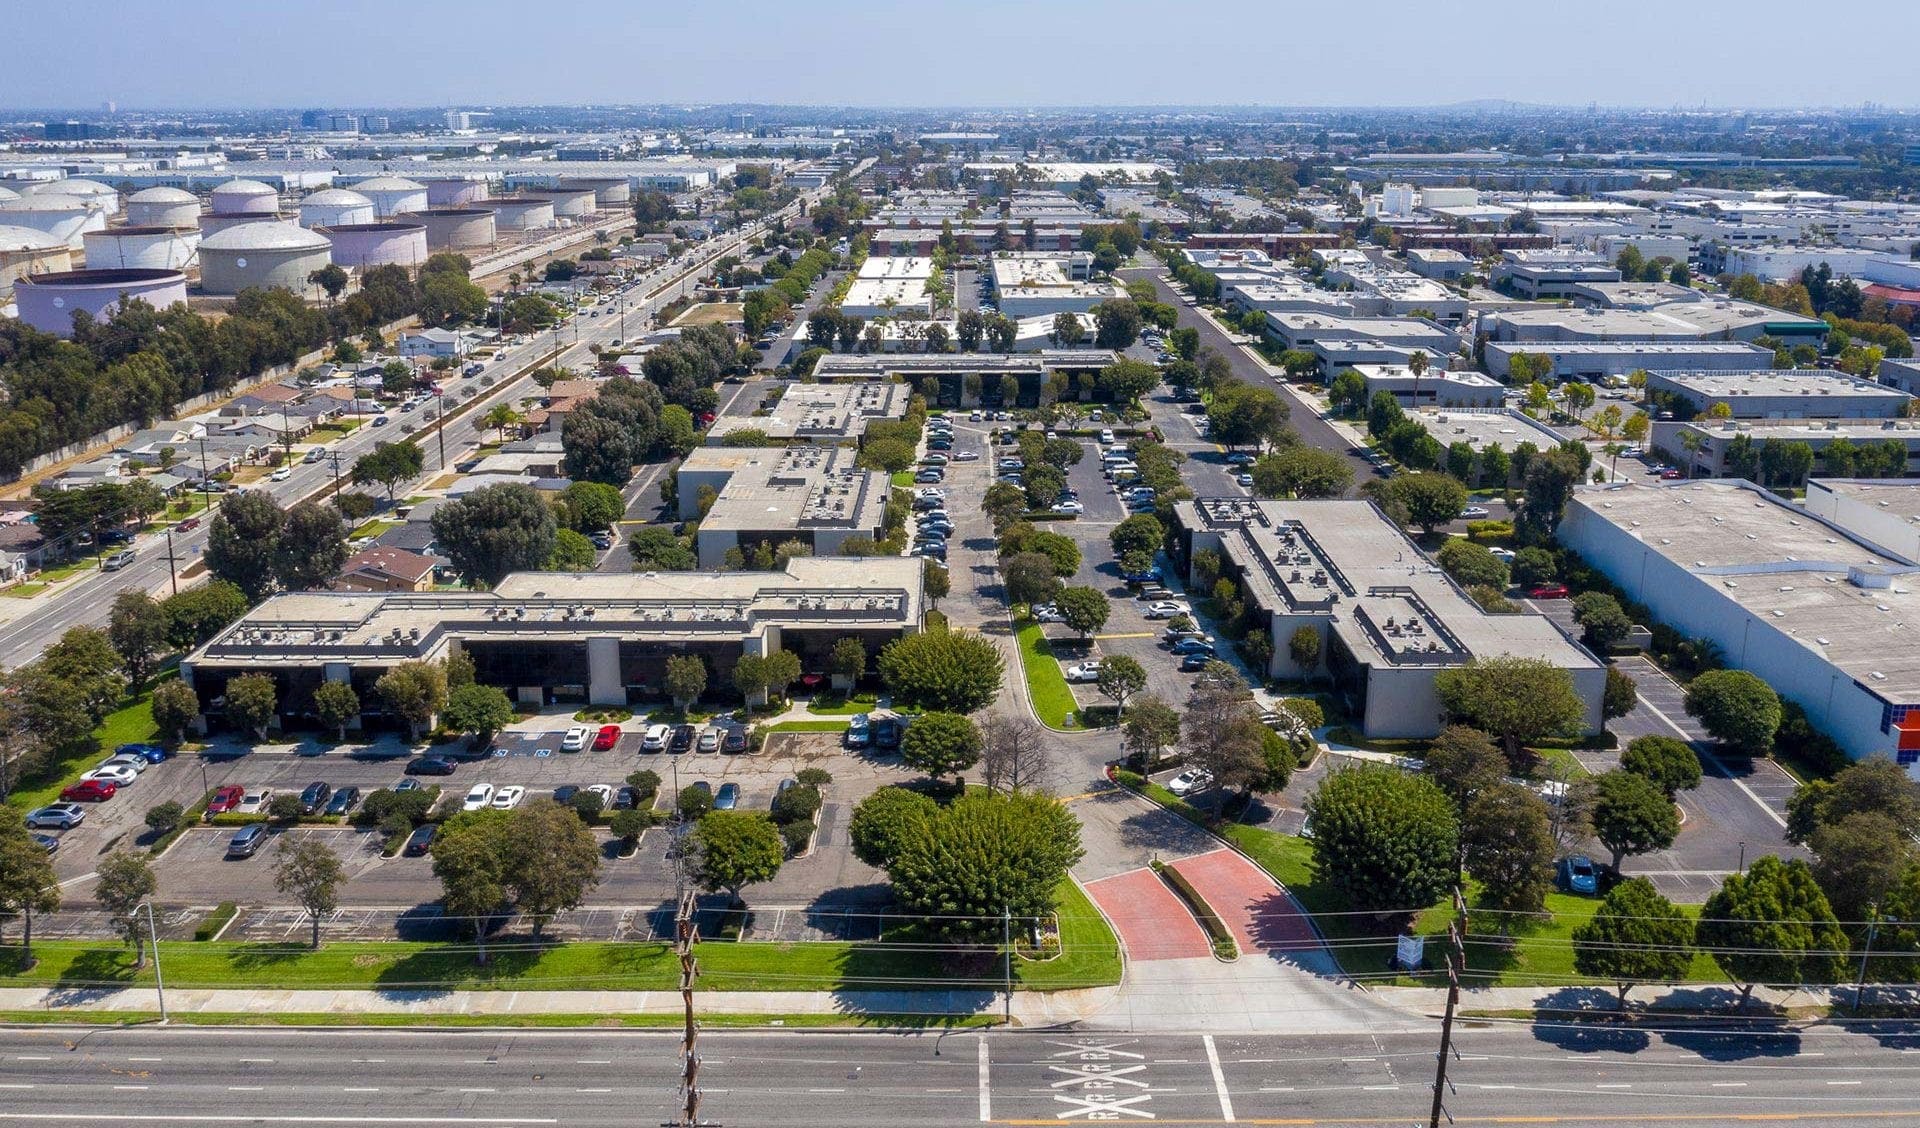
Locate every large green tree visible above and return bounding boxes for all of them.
[350,441,424,503]
[1619,736,1702,799]
[1435,656,1587,770]
[1251,446,1354,499]
[205,490,285,603]
[442,683,515,742]
[878,630,1004,713]
[1462,782,1557,916]
[274,500,348,591]
[273,838,345,950]
[94,849,157,968]
[1696,856,1848,1007]
[849,786,939,867]
[1683,670,1782,756]
[1572,877,1696,1004]
[501,799,603,940]
[224,672,278,740]
[899,712,983,781]
[1591,769,1680,872]
[0,812,60,956]
[689,811,785,903]
[1304,763,1460,917]
[430,483,557,588]
[375,661,448,741]
[882,789,1083,943]
[106,590,168,686]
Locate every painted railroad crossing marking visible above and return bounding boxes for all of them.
[1045,1040,1157,1120]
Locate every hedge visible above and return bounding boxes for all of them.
[1154,860,1238,960]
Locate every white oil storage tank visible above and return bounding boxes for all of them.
[413,208,496,250]
[424,176,490,207]
[321,222,428,268]
[200,210,286,236]
[523,188,596,219]
[209,178,281,215]
[198,220,331,296]
[0,225,74,288]
[299,188,376,229]
[83,226,199,271]
[559,178,630,208]
[0,195,107,249]
[484,197,554,232]
[351,176,429,218]
[14,268,188,336]
[125,186,202,228]
[24,178,120,216]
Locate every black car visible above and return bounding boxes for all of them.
[722,726,748,754]
[32,833,57,854]
[668,724,696,755]
[872,715,904,750]
[403,824,437,856]
[405,756,457,776]
[1179,652,1212,672]
[299,781,333,815]
[612,785,639,810]
[324,786,361,817]
[552,784,581,804]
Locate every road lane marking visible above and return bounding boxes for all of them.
[458,1089,496,1093]
[127,1058,162,1062]
[1596,1084,1633,1089]
[1203,1036,1235,1123]
[13,1057,49,1061]
[575,1089,611,1094]
[0,1117,558,1124]
[238,1059,274,1064]
[228,1087,263,1092]
[344,1088,380,1093]
[979,1038,992,1123]
[1829,1081,1864,1086]
[0,1085,32,1090]
[1712,1082,1747,1088]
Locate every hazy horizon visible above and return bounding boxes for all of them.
[6,0,1918,113]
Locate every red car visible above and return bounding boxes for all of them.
[1528,583,1571,599]
[205,784,246,816]
[592,724,622,751]
[60,779,118,803]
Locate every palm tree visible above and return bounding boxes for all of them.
[1679,430,1704,478]
[1407,350,1429,408]
[482,403,521,442]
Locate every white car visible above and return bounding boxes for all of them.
[1052,500,1084,515]
[696,728,721,753]
[641,723,672,752]
[235,787,273,815]
[97,754,151,776]
[270,466,292,482]
[560,726,591,752]
[83,764,140,787]
[25,803,84,830]
[462,783,495,811]
[1063,661,1102,683]
[1032,604,1065,624]
[1099,429,1115,444]
[1167,768,1214,797]
[953,450,980,461]
[1235,473,1254,488]
[1461,506,1491,520]
[490,785,526,810]
[586,784,615,807]
[1143,601,1186,619]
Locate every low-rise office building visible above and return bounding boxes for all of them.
[1804,479,1920,564]
[1168,497,1606,739]
[1491,250,1622,298]
[988,251,1126,318]
[1406,248,1471,282]
[1559,481,1920,775]
[181,557,926,719]
[1654,419,1920,479]
[1482,297,1828,345]
[1264,312,1460,373]
[677,445,890,567]
[807,350,1117,408]
[1879,357,1920,396]
[1351,364,1504,408]
[703,381,909,446]
[1646,369,1912,420]
[1484,340,1774,382]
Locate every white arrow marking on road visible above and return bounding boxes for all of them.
[1053,1093,1156,1119]
[1050,1065,1150,1089]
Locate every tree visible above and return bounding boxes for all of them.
[1096,358,1159,405]
[1109,513,1164,561]
[160,581,248,650]
[350,441,424,503]
[149,678,200,745]
[1251,446,1354,499]
[375,661,448,741]
[274,838,345,949]
[1287,626,1321,672]
[1328,369,1368,415]
[1423,725,1508,811]
[1809,813,1916,923]
[688,811,784,903]
[1572,591,1633,650]
[1121,695,1182,772]
[922,556,951,606]
[1591,769,1680,872]
[1095,655,1148,717]
[849,786,939,867]
[978,714,1051,793]
[1386,472,1468,534]
[1056,586,1110,639]
[274,500,348,591]
[431,815,509,962]
[1304,763,1460,917]
[561,412,637,486]
[1435,540,1508,590]
[983,482,1028,529]
[0,813,59,956]
[431,483,557,588]
[1435,656,1587,770]
[443,683,515,741]
[312,680,360,741]
[1619,736,1702,799]
[1516,448,1584,542]
[557,481,624,532]
[1697,856,1848,1007]
[878,629,1004,713]
[95,849,157,967]
[502,800,602,940]
[900,711,983,781]
[1512,547,1556,588]
[1051,312,1086,347]
[1004,551,1063,608]
[1787,759,1920,846]
[665,655,707,709]
[543,528,594,571]
[1207,381,1290,451]
[206,490,285,603]
[106,590,168,685]
[1572,878,1696,1004]
[1684,670,1781,756]
[1091,299,1143,349]
[828,638,867,687]
[309,263,349,301]
[225,672,278,740]
[883,789,1083,942]
[1463,782,1556,916]
[1604,667,1638,723]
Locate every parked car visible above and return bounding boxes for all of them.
[32,833,57,854]
[226,823,269,858]
[298,781,333,815]
[325,786,361,817]
[1179,653,1212,672]
[1461,506,1491,520]
[641,723,671,752]
[872,714,905,750]
[1120,564,1162,584]
[82,764,140,789]
[395,778,423,792]
[1138,586,1175,602]
[723,726,748,754]
[403,825,437,856]
[1052,500,1084,515]
[585,784,614,808]
[696,728,721,753]
[1235,472,1254,488]
[490,784,526,810]
[1143,601,1186,619]
[1660,468,1684,480]
[560,726,591,752]
[593,724,622,751]
[1063,661,1102,683]
[1170,638,1216,656]
[1032,604,1065,624]
[234,787,272,815]
[1527,583,1570,599]
[845,713,871,749]
[205,785,246,816]
[116,742,169,764]
[102,549,136,571]
[1226,452,1257,466]
[1167,768,1214,796]
[25,803,84,830]
[669,724,696,754]
[406,756,457,776]
[1557,855,1599,895]
[913,469,945,484]
[60,779,117,803]
[714,783,740,811]
[462,783,495,811]
[97,754,151,776]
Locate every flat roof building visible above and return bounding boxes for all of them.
[1353,365,1505,409]
[1491,249,1621,298]
[808,350,1117,409]
[1482,298,1829,345]
[704,381,909,446]
[988,251,1125,318]
[1484,340,1775,382]
[1169,497,1605,739]
[1804,479,1920,565]
[1654,418,1920,479]
[1559,481,1920,776]
[677,445,890,567]
[1646,369,1912,420]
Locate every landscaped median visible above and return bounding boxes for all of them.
[1013,618,1082,730]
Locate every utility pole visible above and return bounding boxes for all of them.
[163,528,179,596]
[1853,906,1898,1013]
[665,888,715,1128]
[1002,905,1014,1026]
[1427,886,1467,1128]
[140,901,168,1023]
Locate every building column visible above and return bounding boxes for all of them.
[586,637,623,706]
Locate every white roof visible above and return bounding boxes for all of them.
[128,186,198,203]
[200,220,331,252]
[301,188,374,206]
[0,224,66,253]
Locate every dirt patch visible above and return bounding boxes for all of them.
[760,731,845,765]
[671,302,744,327]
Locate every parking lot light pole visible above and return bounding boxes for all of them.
[140,901,167,1023]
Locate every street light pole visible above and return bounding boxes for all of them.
[163,529,178,596]
[1002,905,1013,1026]
[140,901,168,1022]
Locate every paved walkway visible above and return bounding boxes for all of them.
[1082,868,1212,962]
[1169,848,1320,955]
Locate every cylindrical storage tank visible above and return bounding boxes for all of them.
[0,225,75,288]
[320,222,428,268]
[198,221,331,296]
[559,178,629,207]
[522,188,596,218]
[125,186,202,228]
[83,226,199,271]
[209,178,281,215]
[0,195,106,249]
[424,177,489,207]
[24,178,120,216]
[413,207,496,250]
[200,210,286,236]
[14,268,188,336]
[484,197,554,232]
[299,188,376,229]
[350,176,429,218]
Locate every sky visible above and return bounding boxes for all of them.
[5,0,1917,111]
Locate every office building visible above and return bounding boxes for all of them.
[1645,369,1912,420]
[677,446,889,568]
[703,381,909,446]
[1484,340,1775,383]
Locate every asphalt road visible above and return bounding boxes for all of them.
[1,1024,1916,1126]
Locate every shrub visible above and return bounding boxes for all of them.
[779,819,816,856]
[771,782,822,826]
[795,767,833,788]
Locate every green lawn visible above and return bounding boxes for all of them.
[765,719,850,733]
[1020,878,1123,990]
[805,692,878,716]
[5,685,163,812]
[1116,774,1718,989]
[1014,619,1081,729]
[890,470,916,488]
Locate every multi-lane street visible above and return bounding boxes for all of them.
[0,1024,1915,1126]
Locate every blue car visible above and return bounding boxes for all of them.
[1120,566,1162,584]
[1557,855,1599,895]
[714,783,740,810]
[116,742,169,764]
[1169,638,1216,656]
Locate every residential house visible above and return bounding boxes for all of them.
[334,546,438,593]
